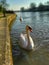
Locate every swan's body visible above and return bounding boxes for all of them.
[20,16,23,22]
[20,33,34,50]
[19,25,34,50]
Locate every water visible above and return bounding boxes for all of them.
[10,12,49,65]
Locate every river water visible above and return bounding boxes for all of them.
[10,12,49,65]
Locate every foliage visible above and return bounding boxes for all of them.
[20,2,49,12]
[46,1,49,5]
[0,4,2,12]
[0,0,8,17]
[30,3,36,8]
[21,7,25,12]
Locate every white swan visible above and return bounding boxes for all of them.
[20,16,23,22]
[19,25,34,50]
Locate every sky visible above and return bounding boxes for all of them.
[7,0,49,10]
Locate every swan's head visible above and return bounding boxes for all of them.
[26,25,32,32]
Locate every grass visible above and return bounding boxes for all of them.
[0,12,11,18]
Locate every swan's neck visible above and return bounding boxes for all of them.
[26,29,30,47]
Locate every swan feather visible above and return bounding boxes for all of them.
[20,33,34,49]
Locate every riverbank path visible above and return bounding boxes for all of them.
[0,17,13,65]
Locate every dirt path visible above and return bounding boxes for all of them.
[0,14,16,65]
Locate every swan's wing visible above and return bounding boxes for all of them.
[29,36,34,49]
[20,33,28,48]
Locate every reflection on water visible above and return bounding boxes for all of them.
[10,12,49,65]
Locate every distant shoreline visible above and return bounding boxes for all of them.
[14,9,49,12]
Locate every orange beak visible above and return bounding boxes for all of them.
[30,29,32,32]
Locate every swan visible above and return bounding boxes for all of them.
[19,16,23,22]
[19,25,34,50]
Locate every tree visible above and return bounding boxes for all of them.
[0,4,2,12]
[21,7,25,12]
[47,1,49,5]
[38,3,45,11]
[38,3,44,7]
[45,1,49,11]
[30,3,36,8]
[1,0,8,17]
[30,3,36,11]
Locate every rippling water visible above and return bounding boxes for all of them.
[10,12,49,65]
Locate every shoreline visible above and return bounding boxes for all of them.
[0,13,16,65]
[6,13,17,65]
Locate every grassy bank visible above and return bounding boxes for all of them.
[6,13,17,65]
[0,12,17,29]
[0,13,16,65]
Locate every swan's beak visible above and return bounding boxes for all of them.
[30,29,32,32]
